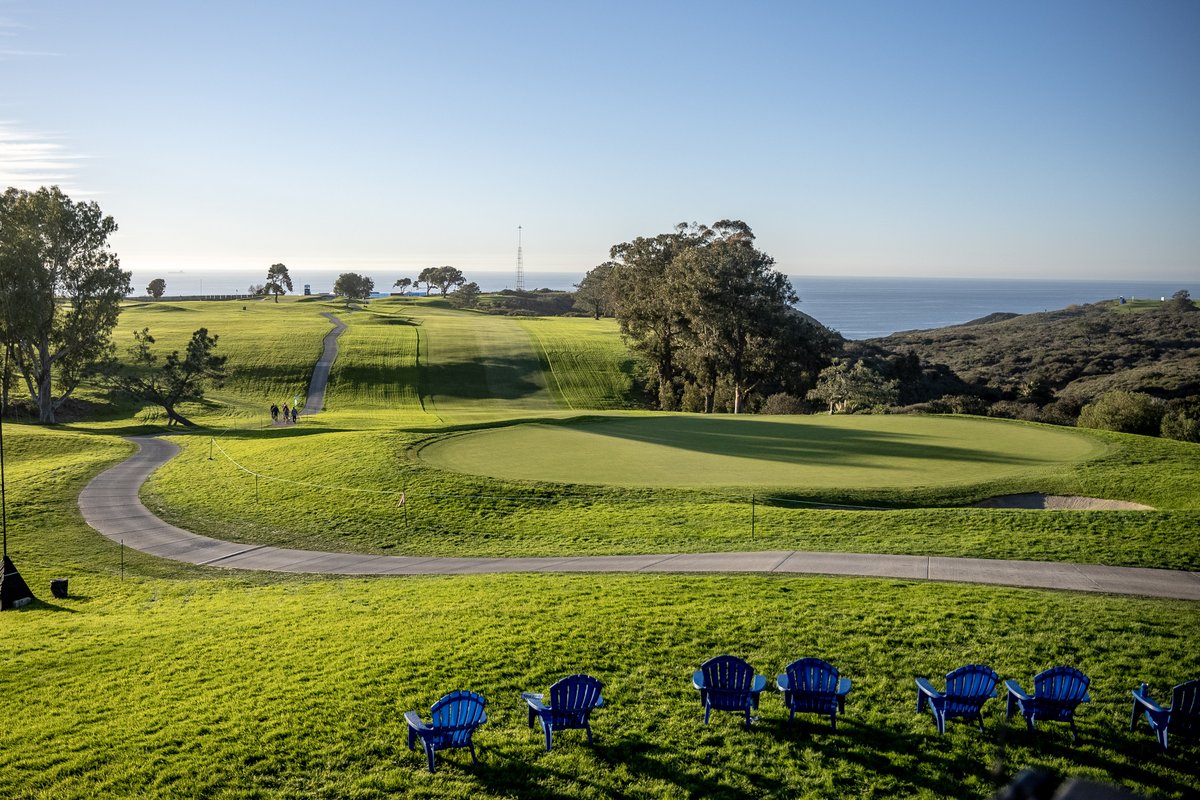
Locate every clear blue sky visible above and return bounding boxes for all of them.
[2,0,1197,280]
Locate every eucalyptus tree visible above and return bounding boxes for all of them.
[607,224,705,410]
[265,263,293,302]
[669,221,797,413]
[0,186,131,423]
[146,278,166,298]
[393,277,413,293]
[573,262,616,319]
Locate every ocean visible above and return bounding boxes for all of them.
[129,268,1197,341]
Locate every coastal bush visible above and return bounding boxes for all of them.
[759,392,806,414]
[988,400,1039,421]
[1078,390,1165,436]
[1161,406,1200,443]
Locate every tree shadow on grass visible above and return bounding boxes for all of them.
[582,416,1067,469]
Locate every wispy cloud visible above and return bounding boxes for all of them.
[0,123,87,193]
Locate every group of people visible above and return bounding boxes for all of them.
[270,402,299,424]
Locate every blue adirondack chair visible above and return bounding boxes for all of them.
[404,690,487,772]
[692,655,767,729]
[915,664,999,734]
[1005,666,1091,743]
[522,673,605,751]
[775,658,852,730]
[1130,679,1200,751]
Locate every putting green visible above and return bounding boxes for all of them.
[419,414,1108,489]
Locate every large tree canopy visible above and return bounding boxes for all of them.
[265,263,293,303]
[418,266,466,296]
[0,186,131,423]
[596,221,833,413]
[333,272,374,300]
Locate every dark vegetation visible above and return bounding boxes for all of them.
[837,292,1200,441]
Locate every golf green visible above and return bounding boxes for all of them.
[419,414,1109,489]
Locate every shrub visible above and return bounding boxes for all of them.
[1077,390,1164,436]
[759,393,806,415]
[988,400,1040,421]
[1161,407,1200,443]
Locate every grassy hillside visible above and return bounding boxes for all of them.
[857,300,1200,403]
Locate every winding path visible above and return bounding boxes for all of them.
[76,314,1200,599]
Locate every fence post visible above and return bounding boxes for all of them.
[751,494,756,540]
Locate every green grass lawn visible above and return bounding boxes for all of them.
[419,414,1106,488]
[143,417,1200,568]
[3,299,1199,798]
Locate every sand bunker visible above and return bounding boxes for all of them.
[973,493,1153,511]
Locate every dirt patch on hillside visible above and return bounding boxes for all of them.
[973,493,1153,510]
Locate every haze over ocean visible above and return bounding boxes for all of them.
[130,268,1197,341]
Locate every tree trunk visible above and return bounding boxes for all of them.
[163,405,197,427]
[36,339,55,424]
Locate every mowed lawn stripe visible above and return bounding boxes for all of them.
[414,305,560,419]
[516,316,637,410]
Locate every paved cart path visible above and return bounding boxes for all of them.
[77,436,1200,599]
[76,313,1200,599]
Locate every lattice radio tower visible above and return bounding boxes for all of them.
[515,225,525,291]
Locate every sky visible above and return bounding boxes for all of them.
[2,0,1198,281]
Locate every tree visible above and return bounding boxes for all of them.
[393,277,413,294]
[1164,289,1196,314]
[146,278,166,298]
[807,360,899,414]
[1077,390,1164,436]
[333,272,374,300]
[449,281,481,309]
[608,224,704,409]
[248,283,266,296]
[420,266,466,296]
[669,221,799,413]
[265,263,293,303]
[0,186,131,423]
[574,262,616,319]
[108,327,226,426]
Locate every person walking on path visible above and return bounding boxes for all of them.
[282,403,290,423]
[291,406,298,424]
[270,404,279,422]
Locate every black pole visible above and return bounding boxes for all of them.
[0,347,34,610]
[1,374,7,561]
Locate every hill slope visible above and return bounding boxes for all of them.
[852,300,1200,403]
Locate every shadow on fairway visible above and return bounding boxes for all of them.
[581,416,1060,468]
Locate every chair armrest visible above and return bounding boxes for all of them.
[595,695,605,708]
[1080,692,1091,704]
[1130,688,1166,714]
[751,674,767,694]
[915,677,943,699]
[692,670,706,690]
[775,673,790,692]
[1004,679,1031,701]
[403,711,429,732]
[522,692,549,713]
[837,678,852,697]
